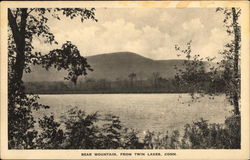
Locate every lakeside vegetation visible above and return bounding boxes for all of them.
[24,107,240,149]
[24,75,225,94]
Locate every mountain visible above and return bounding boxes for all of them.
[23,52,210,82]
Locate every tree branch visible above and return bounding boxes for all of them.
[8,9,21,47]
[27,8,35,15]
[9,55,16,58]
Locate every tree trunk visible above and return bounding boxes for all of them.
[232,8,240,115]
[8,8,28,83]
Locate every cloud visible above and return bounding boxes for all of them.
[39,18,173,60]
[31,8,228,61]
[159,12,175,23]
[198,27,230,60]
[182,18,204,30]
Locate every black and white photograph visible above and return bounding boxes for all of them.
[0,1,249,159]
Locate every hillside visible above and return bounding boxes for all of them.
[23,52,210,82]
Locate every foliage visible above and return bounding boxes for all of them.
[60,107,100,149]
[128,72,137,87]
[171,8,241,149]
[121,128,143,149]
[24,76,218,94]
[33,108,240,149]
[187,115,241,149]
[35,107,142,149]
[216,8,241,115]
[174,8,241,115]
[8,79,49,149]
[8,8,97,149]
[174,41,222,100]
[98,114,123,149]
[224,115,241,148]
[8,8,96,83]
[142,115,240,149]
[36,114,65,149]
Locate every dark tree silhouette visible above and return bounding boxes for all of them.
[128,72,136,87]
[216,7,241,115]
[151,72,160,89]
[8,8,97,149]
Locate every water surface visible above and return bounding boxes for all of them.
[36,94,232,132]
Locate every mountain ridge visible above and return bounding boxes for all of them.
[23,52,210,82]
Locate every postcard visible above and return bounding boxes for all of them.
[0,1,249,159]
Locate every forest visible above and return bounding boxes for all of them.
[23,73,225,94]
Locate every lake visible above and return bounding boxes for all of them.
[35,94,232,133]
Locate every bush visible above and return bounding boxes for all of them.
[23,107,240,149]
[60,107,100,149]
[141,116,240,149]
[36,114,65,149]
[39,107,143,149]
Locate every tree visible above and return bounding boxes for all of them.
[151,72,160,89]
[8,8,97,84]
[174,8,241,115]
[174,41,213,97]
[216,7,241,115]
[128,72,136,88]
[8,8,97,149]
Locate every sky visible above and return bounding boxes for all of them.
[32,8,231,61]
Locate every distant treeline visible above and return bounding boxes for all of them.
[24,76,224,94]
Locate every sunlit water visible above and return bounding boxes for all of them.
[35,94,232,133]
